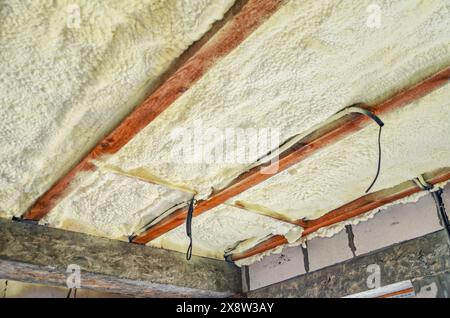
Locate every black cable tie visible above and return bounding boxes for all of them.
[186,197,196,261]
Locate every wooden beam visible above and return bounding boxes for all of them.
[0,219,241,297]
[230,167,450,261]
[133,67,450,244]
[22,0,286,221]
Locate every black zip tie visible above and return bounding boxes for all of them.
[346,106,384,193]
[186,197,196,261]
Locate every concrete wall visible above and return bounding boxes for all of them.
[248,230,450,298]
[244,184,450,296]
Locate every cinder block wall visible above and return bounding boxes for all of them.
[245,184,450,297]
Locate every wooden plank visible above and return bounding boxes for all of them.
[230,167,450,261]
[0,219,241,297]
[23,0,286,221]
[133,67,450,244]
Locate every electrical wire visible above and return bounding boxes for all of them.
[186,197,196,260]
[66,287,77,298]
[340,105,384,194]
[365,125,383,193]
[413,175,450,246]
[431,188,450,244]
[2,280,7,298]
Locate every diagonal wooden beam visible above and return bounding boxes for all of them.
[23,0,286,221]
[132,67,450,244]
[231,201,308,227]
[230,167,450,262]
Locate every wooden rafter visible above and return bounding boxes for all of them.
[132,67,450,244]
[230,167,450,261]
[23,0,286,221]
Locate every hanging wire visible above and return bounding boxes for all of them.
[66,287,77,298]
[186,197,196,260]
[365,124,383,193]
[345,106,384,194]
[430,188,450,245]
[2,280,7,298]
[413,176,450,245]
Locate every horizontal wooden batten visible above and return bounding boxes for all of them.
[230,167,450,261]
[23,0,285,221]
[133,67,450,244]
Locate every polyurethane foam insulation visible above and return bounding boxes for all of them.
[149,204,302,260]
[0,0,235,217]
[41,171,192,240]
[234,182,450,266]
[102,0,450,199]
[133,0,450,260]
[1,0,450,263]
[230,85,450,221]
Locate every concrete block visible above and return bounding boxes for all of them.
[248,246,305,290]
[352,192,442,256]
[307,228,354,272]
[248,231,450,298]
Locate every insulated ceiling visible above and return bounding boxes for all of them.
[231,86,450,222]
[100,0,450,199]
[0,0,235,217]
[1,0,449,264]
